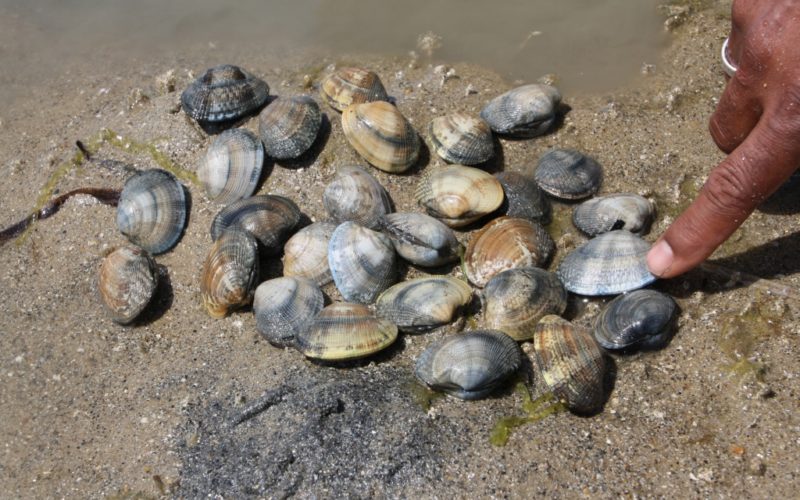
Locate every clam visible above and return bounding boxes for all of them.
[415,165,504,228]
[342,101,420,173]
[98,246,158,324]
[533,315,606,413]
[464,217,555,287]
[181,64,269,123]
[415,330,523,400]
[253,276,324,347]
[328,222,397,304]
[210,195,301,255]
[320,67,389,112]
[483,267,567,341]
[200,229,259,318]
[375,277,473,332]
[593,289,677,350]
[197,128,264,205]
[378,212,461,267]
[479,84,561,137]
[116,169,187,255]
[533,149,603,200]
[494,171,551,224]
[258,95,322,160]
[556,230,656,296]
[295,302,398,361]
[282,221,337,286]
[428,113,494,165]
[323,165,392,229]
[573,193,655,236]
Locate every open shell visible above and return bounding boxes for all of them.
[323,165,392,229]
[320,67,389,112]
[415,165,504,228]
[533,149,603,200]
[200,229,259,318]
[198,128,264,204]
[328,222,397,304]
[210,195,301,255]
[378,212,461,267]
[253,277,324,347]
[428,113,494,165]
[282,221,337,286]
[181,64,269,123]
[593,289,677,350]
[573,193,655,236]
[258,95,322,160]
[480,84,561,137]
[98,246,158,324]
[342,101,420,173]
[375,276,473,332]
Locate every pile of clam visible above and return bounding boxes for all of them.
[97,63,678,416]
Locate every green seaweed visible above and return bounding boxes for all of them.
[99,129,199,186]
[718,293,783,382]
[489,383,567,446]
[408,380,445,412]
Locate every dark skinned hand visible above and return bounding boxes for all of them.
[647,0,800,278]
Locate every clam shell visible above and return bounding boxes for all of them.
[198,128,264,205]
[378,212,461,267]
[464,217,554,287]
[210,195,301,255]
[342,101,420,173]
[415,165,504,228]
[479,84,561,137]
[98,246,158,324]
[328,222,397,304]
[258,95,322,160]
[320,67,389,112]
[253,277,324,347]
[415,330,523,400]
[573,193,655,236]
[116,169,187,255]
[428,113,494,165]
[494,171,551,224]
[200,229,259,318]
[295,302,398,361]
[181,64,269,123]
[282,221,337,286]
[323,165,392,229]
[556,230,656,296]
[533,149,603,200]
[593,289,677,350]
[484,267,567,341]
[533,315,606,413]
[375,277,473,332]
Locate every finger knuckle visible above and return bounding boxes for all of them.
[703,161,756,217]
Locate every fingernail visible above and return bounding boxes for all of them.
[647,240,674,277]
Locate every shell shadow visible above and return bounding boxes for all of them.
[399,137,432,177]
[130,264,174,326]
[473,135,505,174]
[273,113,333,170]
[758,170,800,215]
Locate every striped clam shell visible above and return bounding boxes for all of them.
[428,113,494,165]
[98,246,158,325]
[573,193,655,236]
[328,222,397,304]
[378,212,461,267]
[533,148,603,200]
[200,229,259,319]
[181,64,269,123]
[210,195,301,255]
[415,165,504,228]
[253,277,324,347]
[342,101,420,173]
[593,289,677,350]
[198,128,264,205]
[479,84,561,137]
[258,95,322,160]
[375,276,473,332]
[116,169,187,255]
[494,171,552,224]
[282,221,337,286]
[323,165,392,230]
[320,67,389,112]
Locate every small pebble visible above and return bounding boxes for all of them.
[748,458,767,476]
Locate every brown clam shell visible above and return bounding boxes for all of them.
[415,165,504,228]
[98,246,158,324]
[320,67,389,112]
[341,101,420,173]
[200,229,259,319]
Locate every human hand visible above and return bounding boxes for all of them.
[647,0,800,278]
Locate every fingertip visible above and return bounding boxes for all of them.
[646,239,674,278]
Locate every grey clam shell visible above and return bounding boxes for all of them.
[323,165,392,230]
[428,113,494,165]
[495,171,551,224]
[328,222,397,304]
[593,289,677,350]
[253,277,324,347]
[479,84,561,137]
[98,246,158,324]
[116,169,187,255]
[415,165,505,228]
[181,64,269,123]
[258,95,322,160]
[198,128,264,205]
[557,230,656,296]
[379,212,461,267]
[415,330,523,400]
[375,277,473,332]
[211,195,301,255]
[200,229,260,318]
[533,149,603,200]
[282,221,337,286]
[320,67,389,112]
[573,193,655,236]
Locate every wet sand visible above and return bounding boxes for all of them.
[1,1,799,497]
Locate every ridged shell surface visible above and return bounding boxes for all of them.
[533,149,603,200]
[342,101,420,173]
[198,128,264,204]
[258,95,322,159]
[323,165,392,229]
[210,195,301,255]
[253,277,324,347]
[556,230,656,296]
[428,113,494,165]
[573,193,655,236]
[379,212,461,267]
[98,246,158,324]
[484,267,567,341]
[181,64,269,123]
[116,169,187,254]
[533,315,606,413]
[320,67,389,112]
[495,171,551,224]
[282,222,337,286]
[479,84,561,137]
[594,289,676,350]
[328,222,397,304]
[415,330,523,400]
[464,217,555,287]
[200,229,259,318]
[295,302,398,361]
[415,165,504,228]
[375,277,473,332]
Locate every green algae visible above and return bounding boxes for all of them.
[489,383,567,446]
[718,293,784,382]
[408,380,445,412]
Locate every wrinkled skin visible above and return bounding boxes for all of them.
[647,0,800,278]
